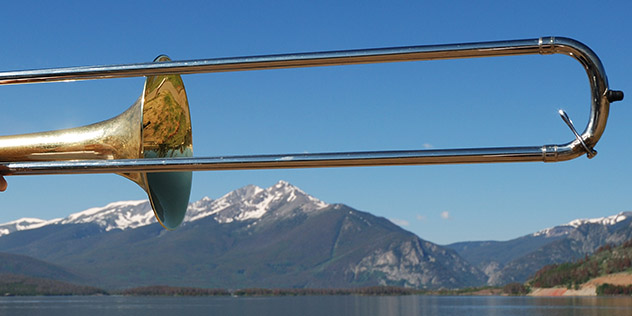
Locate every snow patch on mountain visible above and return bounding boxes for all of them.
[0,181,329,236]
[185,180,328,224]
[0,200,154,236]
[533,211,631,237]
[59,199,154,231]
[0,217,56,237]
[567,212,629,227]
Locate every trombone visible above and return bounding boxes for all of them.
[0,37,624,229]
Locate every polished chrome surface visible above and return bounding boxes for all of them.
[559,109,596,158]
[0,38,623,169]
[0,36,623,229]
[0,36,621,175]
[2,146,557,175]
[0,37,608,87]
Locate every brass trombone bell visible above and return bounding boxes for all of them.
[0,37,624,229]
[0,56,193,230]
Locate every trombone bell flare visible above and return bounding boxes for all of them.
[0,55,193,230]
[133,55,193,230]
[0,37,624,230]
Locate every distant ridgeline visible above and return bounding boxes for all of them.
[0,280,511,297]
[0,274,106,296]
[2,181,632,291]
[529,239,632,294]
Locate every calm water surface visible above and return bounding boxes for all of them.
[1,295,632,316]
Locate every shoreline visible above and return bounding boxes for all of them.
[530,272,632,296]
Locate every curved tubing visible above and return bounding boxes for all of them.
[0,37,623,175]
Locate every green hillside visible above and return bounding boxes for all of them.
[529,239,632,290]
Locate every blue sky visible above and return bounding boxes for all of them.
[0,1,630,244]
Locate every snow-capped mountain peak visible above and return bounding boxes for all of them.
[186,180,329,224]
[0,181,330,236]
[60,199,154,231]
[533,211,632,237]
[0,200,155,236]
[0,217,55,237]
[566,212,630,227]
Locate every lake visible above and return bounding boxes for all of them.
[1,295,632,315]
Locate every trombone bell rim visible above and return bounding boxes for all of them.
[136,55,193,230]
[0,37,624,231]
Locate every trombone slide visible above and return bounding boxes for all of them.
[0,37,623,175]
[0,37,623,229]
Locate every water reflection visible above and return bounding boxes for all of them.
[1,295,632,316]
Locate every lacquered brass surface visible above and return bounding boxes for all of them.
[136,55,193,230]
[0,55,193,230]
[0,37,622,174]
[0,99,142,162]
[0,37,623,230]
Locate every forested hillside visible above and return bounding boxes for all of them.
[530,239,632,290]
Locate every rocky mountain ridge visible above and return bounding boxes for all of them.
[0,181,485,289]
[0,180,328,235]
[447,211,632,285]
[3,181,630,289]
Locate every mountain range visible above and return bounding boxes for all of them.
[446,211,632,285]
[0,180,630,289]
[0,181,485,289]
